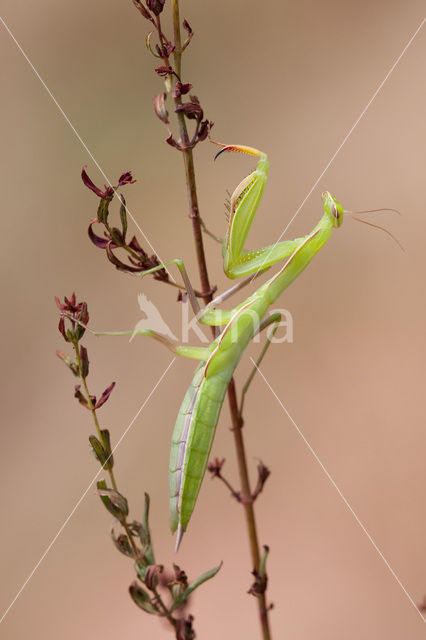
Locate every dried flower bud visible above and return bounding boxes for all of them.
[176,616,195,640]
[207,457,225,477]
[172,81,193,98]
[155,65,174,77]
[82,167,135,201]
[97,481,129,521]
[165,134,182,150]
[81,166,113,199]
[118,171,136,187]
[56,350,79,376]
[111,523,134,557]
[153,93,169,124]
[162,41,175,57]
[74,385,95,409]
[168,564,188,600]
[56,294,90,342]
[196,119,211,142]
[175,102,203,121]
[248,545,269,596]
[144,564,163,590]
[182,19,193,37]
[94,381,116,409]
[132,0,154,22]
[251,460,271,501]
[146,0,165,16]
[88,219,112,249]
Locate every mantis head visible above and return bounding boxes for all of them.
[322,191,344,228]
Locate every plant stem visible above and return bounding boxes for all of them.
[72,341,185,634]
[170,4,272,638]
[152,585,177,627]
[228,379,271,640]
[73,342,141,560]
[171,0,213,306]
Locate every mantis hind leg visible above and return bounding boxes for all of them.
[239,312,282,415]
[89,328,211,362]
[135,258,202,317]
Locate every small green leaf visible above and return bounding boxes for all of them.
[135,561,148,581]
[100,429,111,453]
[56,350,79,376]
[89,436,108,467]
[96,480,126,520]
[79,345,89,379]
[99,429,114,469]
[97,198,110,224]
[259,544,269,578]
[111,523,134,558]
[89,433,113,470]
[97,486,128,516]
[119,196,128,240]
[140,493,155,565]
[170,562,222,611]
[129,582,160,615]
[110,227,124,246]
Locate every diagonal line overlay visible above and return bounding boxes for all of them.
[0,15,176,282]
[0,358,176,625]
[250,17,425,284]
[252,358,426,625]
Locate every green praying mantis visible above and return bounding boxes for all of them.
[84,142,399,551]
[129,142,347,550]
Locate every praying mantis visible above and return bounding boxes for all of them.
[124,142,347,550]
[88,142,397,550]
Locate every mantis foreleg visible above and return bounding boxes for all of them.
[213,143,302,278]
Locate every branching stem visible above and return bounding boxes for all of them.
[73,342,141,560]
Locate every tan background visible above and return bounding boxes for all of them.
[1,1,426,637]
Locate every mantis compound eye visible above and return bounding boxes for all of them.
[322,192,344,228]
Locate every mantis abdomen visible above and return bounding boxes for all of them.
[169,293,273,545]
[169,364,226,537]
[169,341,250,543]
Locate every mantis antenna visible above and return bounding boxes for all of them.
[344,207,401,215]
[351,216,404,252]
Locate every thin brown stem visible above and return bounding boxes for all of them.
[170,4,272,638]
[73,342,185,633]
[152,586,177,628]
[213,470,241,502]
[171,1,213,306]
[228,379,271,640]
[73,342,141,560]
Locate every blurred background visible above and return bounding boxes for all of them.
[1,0,426,637]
